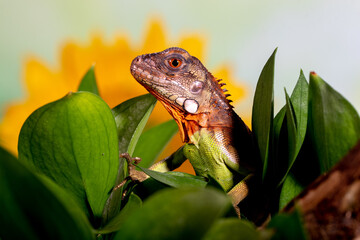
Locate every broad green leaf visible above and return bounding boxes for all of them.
[0,147,94,240]
[97,193,142,234]
[204,176,238,218]
[279,173,304,209]
[114,188,232,240]
[252,48,277,180]
[104,94,156,222]
[77,65,99,95]
[0,145,16,161]
[308,72,360,173]
[138,166,207,188]
[203,218,260,240]
[18,92,119,218]
[133,119,178,168]
[268,208,307,240]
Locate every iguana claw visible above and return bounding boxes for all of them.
[113,153,148,191]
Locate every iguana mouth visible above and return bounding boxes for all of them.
[130,64,169,87]
[131,62,190,110]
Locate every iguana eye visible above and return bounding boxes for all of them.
[168,58,182,68]
[190,81,204,95]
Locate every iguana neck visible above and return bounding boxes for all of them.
[160,99,235,143]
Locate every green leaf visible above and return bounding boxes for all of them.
[133,177,169,200]
[280,71,309,183]
[133,119,178,168]
[287,133,320,187]
[252,48,277,180]
[0,147,94,240]
[97,193,142,234]
[138,166,207,188]
[272,71,309,187]
[308,72,360,173]
[77,65,100,95]
[272,107,286,174]
[279,173,304,209]
[112,93,157,155]
[273,107,286,148]
[104,93,156,222]
[18,92,119,218]
[268,208,307,240]
[290,70,308,150]
[285,90,297,172]
[203,218,260,240]
[114,188,232,240]
[284,71,309,172]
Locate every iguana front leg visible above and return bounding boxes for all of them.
[183,143,252,214]
[114,147,187,191]
[118,147,251,209]
[147,146,187,172]
[113,153,146,191]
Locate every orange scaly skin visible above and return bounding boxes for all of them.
[131,47,259,194]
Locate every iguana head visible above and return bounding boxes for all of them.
[131,47,234,142]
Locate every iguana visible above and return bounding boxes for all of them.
[128,47,260,210]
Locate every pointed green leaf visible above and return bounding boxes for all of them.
[0,147,94,240]
[273,107,286,146]
[104,93,156,222]
[272,107,286,176]
[112,94,157,155]
[279,173,304,209]
[252,48,277,180]
[279,71,309,185]
[203,218,260,240]
[18,92,119,218]
[272,90,298,188]
[271,72,309,187]
[290,70,308,150]
[133,120,178,168]
[268,208,307,240]
[285,90,297,168]
[97,193,142,234]
[309,72,360,172]
[77,65,99,95]
[138,166,207,188]
[287,133,321,186]
[114,188,232,240]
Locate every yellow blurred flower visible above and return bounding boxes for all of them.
[0,19,248,173]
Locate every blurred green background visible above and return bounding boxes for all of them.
[1,0,360,118]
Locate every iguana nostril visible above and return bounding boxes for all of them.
[131,57,140,67]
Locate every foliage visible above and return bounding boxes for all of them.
[1,50,359,239]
